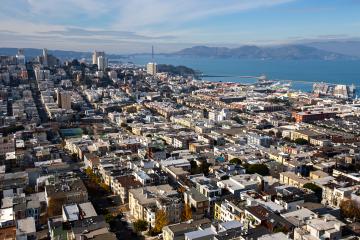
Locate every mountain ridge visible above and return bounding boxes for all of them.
[0,48,126,60]
[173,44,356,60]
[0,44,358,60]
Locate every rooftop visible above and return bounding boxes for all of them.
[16,217,36,235]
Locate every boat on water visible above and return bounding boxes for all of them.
[256,74,277,86]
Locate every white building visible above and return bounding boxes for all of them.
[92,51,105,65]
[16,49,25,65]
[294,214,345,240]
[147,62,157,75]
[0,208,14,228]
[97,55,108,71]
[16,217,36,240]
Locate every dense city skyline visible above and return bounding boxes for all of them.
[1,1,360,240]
[1,0,360,53]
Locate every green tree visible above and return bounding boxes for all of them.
[24,186,35,194]
[294,138,309,145]
[229,158,242,165]
[105,213,115,223]
[246,164,270,176]
[273,225,288,233]
[133,219,148,232]
[232,116,243,124]
[190,160,200,175]
[200,161,211,176]
[303,183,323,202]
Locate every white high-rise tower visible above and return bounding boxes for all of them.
[43,48,48,66]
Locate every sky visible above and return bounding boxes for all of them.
[1,0,360,53]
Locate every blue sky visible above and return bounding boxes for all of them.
[0,0,360,53]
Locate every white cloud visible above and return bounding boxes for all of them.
[25,0,111,17]
[0,0,297,52]
[112,0,295,29]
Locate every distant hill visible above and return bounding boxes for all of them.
[157,64,199,76]
[173,45,356,60]
[1,44,358,61]
[0,48,126,60]
[305,40,360,57]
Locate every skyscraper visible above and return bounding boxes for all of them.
[92,51,105,65]
[92,51,98,65]
[92,51,107,70]
[97,55,108,71]
[16,49,25,65]
[43,48,48,66]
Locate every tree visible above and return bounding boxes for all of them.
[340,199,360,221]
[273,225,288,233]
[71,153,78,161]
[24,186,35,194]
[232,116,243,124]
[125,106,138,113]
[294,138,309,145]
[100,182,111,192]
[133,219,148,232]
[105,213,115,223]
[190,160,200,175]
[246,164,270,176]
[229,158,242,165]
[303,183,322,202]
[154,210,169,234]
[0,125,25,136]
[85,167,92,176]
[200,161,211,176]
[85,167,110,191]
[181,204,192,221]
[71,59,80,66]
[178,186,186,194]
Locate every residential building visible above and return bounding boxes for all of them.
[128,184,181,227]
[162,218,211,240]
[111,175,142,204]
[294,214,345,240]
[45,179,88,215]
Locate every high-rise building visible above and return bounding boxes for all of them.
[92,51,105,65]
[34,68,50,81]
[97,55,108,71]
[16,49,25,65]
[43,48,48,66]
[92,51,98,65]
[57,90,72,110]
[147,62,157,75]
